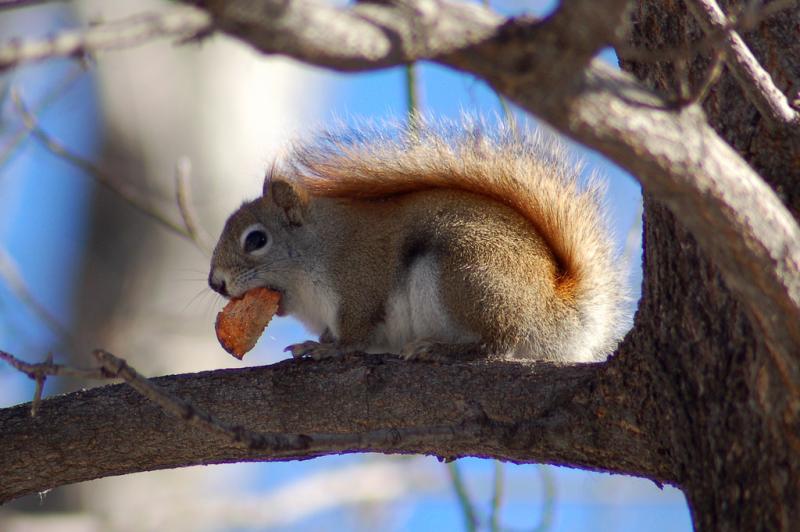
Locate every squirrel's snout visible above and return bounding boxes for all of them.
[208,270,230,298]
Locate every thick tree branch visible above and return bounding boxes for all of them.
[0,354,673,504]
[192,0,503,71]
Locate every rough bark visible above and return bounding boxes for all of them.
[618,1,800,529]
[0,355,672,503]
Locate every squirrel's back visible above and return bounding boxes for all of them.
[281,123,628,361]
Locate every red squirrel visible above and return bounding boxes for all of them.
[209,125,627,362]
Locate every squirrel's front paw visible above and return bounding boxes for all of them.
[285,341,340,360]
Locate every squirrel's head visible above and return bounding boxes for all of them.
[208,173,310,312]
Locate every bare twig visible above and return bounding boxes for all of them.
[447,461,479,532]
[174,157,213,254]
[684,0,800,129]
[489,461,504,532]
[0,349,110,416]
[0,62,86,170]
[0,8,212,71]
[30,352,51,416]
[11,90,194,240]
[496,95,517,135]
[0,245,74,345]
[533,466,556,532]
[405,62,421,132]
[0,0,61,10]
[689,49,725,106]
[0,350,111,381]
[7,88,212,253]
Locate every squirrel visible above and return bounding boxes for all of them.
[208,124,628,363]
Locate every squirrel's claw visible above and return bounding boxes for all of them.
[285,341,340,360]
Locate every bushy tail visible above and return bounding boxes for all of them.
[282,119,629,359]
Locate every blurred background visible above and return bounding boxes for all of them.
[0,0,690,530]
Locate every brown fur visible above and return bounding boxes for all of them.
[212,126,627,362]
[286,131,609,298]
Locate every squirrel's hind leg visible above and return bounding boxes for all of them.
[400,340,499,362]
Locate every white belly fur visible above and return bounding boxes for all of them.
[372,256,477,353]
[290,275,339,337]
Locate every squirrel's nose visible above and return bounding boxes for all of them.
[208,270,230,298]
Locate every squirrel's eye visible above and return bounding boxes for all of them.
[240,224,271,256]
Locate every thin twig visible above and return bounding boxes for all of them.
[447,461,479,532]
[0,8,212,71]
[0,0,60,10]
[174,157,213,254]
[532,465,556,532]
[0,62,86,170]
[0,350,111,416]
[0,246,74,345]
[673,58,693,104]
[689,49,725,106]
[497,94,517,135]
[11,90,193,240]
[0,350,112,380]
[489,460,505,532]
[30,352,52,416]
[405,62,421,134]
[684,0,799,129]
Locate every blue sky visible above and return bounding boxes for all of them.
[0,3,688,531]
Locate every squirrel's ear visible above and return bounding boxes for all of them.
[268,179,307,226]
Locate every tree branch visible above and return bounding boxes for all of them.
[684,0,800,130]
[0,0,60,10]
[11,91,211,252]
[174,157,213,254]
[0,354,674,504]
[0,7,211,71]
[191,0,503,71]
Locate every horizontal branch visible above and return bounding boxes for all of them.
[189,0,503,71]
[0,355,673,503]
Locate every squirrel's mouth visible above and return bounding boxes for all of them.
[263,285,287,316]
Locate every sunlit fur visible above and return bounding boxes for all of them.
[211,120,629,362]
